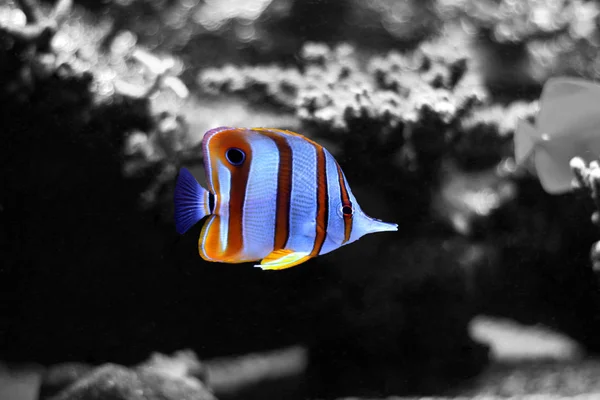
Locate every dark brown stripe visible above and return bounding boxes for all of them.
[273,138,293,250]
[225,143,253,260]
[311,146,328,256]
[256,129,293,250]
[336,162,353,244]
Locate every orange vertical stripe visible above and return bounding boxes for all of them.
[201,128,252,262]
[311,146,328,257]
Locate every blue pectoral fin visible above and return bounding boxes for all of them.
[174,167,210,234]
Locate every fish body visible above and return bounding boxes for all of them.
[174,127,398,270]
[514,77,600,194]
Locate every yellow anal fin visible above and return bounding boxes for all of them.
[256,249,312,271]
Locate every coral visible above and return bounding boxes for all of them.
[198,30,539,229]
[571,157,600,224]
[200,31,487,132]
[199,30,496,183]
[0,0,72,52]
[571,157,600,273]
[115,48,189,100]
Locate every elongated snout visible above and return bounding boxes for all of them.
[352,210,398,241]
[363,217,398,234]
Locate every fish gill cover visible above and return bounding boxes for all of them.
[2,0,600,399]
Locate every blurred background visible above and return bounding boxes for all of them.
[3,0,600,399]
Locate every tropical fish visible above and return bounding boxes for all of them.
[514,77,600,194]
[174,127,398,270]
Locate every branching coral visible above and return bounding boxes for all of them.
[200,33,487,134]
[0,0,197,213]
[0,0,72,51]
[115,49,189,100]
[572,158,600,222]
[571,157,600,272]
[199,29,531,186]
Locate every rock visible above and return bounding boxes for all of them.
[469,315,584,363]
[41,363,94,399]
[48,364,144,400]
[464,359,600,397]
[0,362,44,400]
[48,351,216,400]
[205,346,307,397]
[136,349,210,394]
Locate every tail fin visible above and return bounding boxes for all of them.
[174,168,210,234]
[514,119,539,164]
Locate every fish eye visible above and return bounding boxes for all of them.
[341,204,353,216]
[225,148,245,166]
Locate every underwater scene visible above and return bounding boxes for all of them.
[6,0,600,399]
